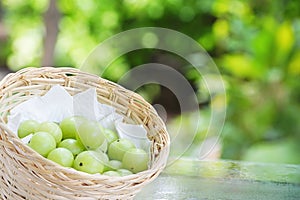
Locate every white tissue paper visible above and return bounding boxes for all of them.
[7,85,151,153]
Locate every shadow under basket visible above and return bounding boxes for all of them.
[0,67,170,200]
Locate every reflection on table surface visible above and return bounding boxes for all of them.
[136,158,300,200]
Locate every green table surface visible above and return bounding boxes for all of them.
[136,158,300,200]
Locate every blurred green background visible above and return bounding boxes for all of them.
[0,0,299,164]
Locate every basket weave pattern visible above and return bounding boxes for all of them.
[0,67,169,200]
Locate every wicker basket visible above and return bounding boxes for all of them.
[0,67,170,200]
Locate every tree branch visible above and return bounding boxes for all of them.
[42,0,60,66]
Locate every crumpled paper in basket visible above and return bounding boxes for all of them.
[7,85,151,153]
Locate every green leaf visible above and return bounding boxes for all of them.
[221,54,262,79]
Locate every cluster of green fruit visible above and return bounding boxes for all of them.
[18,116,149,176]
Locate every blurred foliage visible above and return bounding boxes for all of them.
[0,0,300,164]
